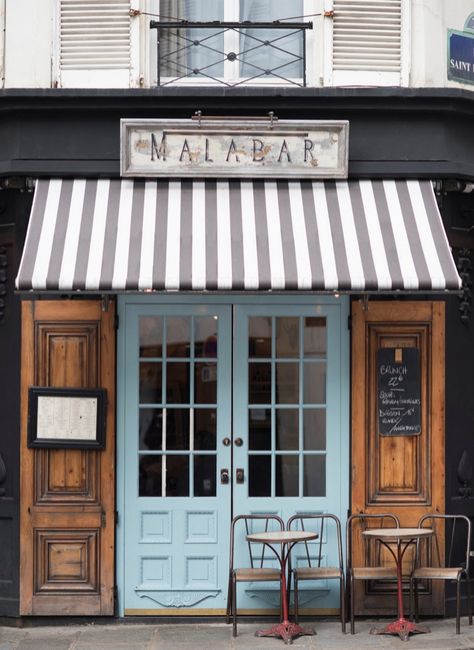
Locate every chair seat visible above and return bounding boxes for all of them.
[234,568,281,582]
[413,567,463,580]
[293,567,342,579]
[352,566,399,579]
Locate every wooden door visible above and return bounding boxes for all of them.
[351,300,445,615]
[20,300,115,615]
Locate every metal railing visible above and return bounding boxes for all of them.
[150,20,312,87]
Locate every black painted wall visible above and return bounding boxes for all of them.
[0,189,31,617]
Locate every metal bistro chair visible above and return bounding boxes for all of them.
[226,514,285,638]
[287,513,346,633]
[346,513,401,634]
[410,513,472,634]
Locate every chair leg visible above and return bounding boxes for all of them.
[350,575,355,634]
[340,577,346,634]
[225,574,232,624]
[414,577,419,622]
[232,576,238,638]
[456,577,461,634]
[465,571,473,626]
[409,576,413,622]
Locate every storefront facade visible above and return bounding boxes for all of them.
[1,87,474,620]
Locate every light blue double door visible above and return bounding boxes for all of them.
[119,299,348,615]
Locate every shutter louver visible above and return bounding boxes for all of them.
[60,0,131,70]
[332,0,401,72]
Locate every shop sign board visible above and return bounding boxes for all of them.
[377,347,421,436]
[121,118,349,179]
[448,13,474,85]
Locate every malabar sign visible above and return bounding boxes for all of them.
[121,118,349,179]
[448,13,474,85]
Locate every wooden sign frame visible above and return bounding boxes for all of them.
[27,387,107,449]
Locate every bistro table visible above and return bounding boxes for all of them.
[246,529,318,645]
[362,527,433,641]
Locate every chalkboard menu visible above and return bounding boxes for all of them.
[377,347,421,436]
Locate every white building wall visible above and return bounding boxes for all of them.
[4,0,53,88]
[411,0,474,88]
[1,0,474,90]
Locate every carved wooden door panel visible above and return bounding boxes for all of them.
[20,300,115,615]
[351,300,445,615]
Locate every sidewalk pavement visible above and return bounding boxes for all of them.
[1,618,474,650]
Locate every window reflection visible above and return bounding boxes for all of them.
[139,316,163,357]
[303,409,326,450]
[167,316,191,358]
[303,362,326,404]
[276,409,299,450]
[195,409,217,450]
[304,317,326,358]
[194,455,217,496]
[139,455,162,496]
[139,362,162,404]
[249,362,272,404]
[249,455,271,496]
[139,408,163,450]
[248,316,271,358]
[276,317,299,358]
[275,362,299,403]
[276,455,298,496]
[165,455,189,496]
[195,316,218,357]
[195,362,217,404]
[166,408,190,450]
[304,455,326,496]
[249,408,271,450]
[166,362,190,404]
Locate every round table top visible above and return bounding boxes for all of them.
[246,530,318,544]
[362,527,433,541]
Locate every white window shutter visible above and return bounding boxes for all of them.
[331,0,404,86]
[58,0,132,87]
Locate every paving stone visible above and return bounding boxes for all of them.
[1,619,474,650]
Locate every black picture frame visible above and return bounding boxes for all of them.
[27,387,107,449]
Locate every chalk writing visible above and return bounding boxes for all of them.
[377,348,421,436]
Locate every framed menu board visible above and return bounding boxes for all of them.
[27,387,106,449]
[377,348,421,436]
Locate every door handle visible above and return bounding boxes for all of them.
[234,437,243,447]
[236,468,245,484]
[220,469,230,484]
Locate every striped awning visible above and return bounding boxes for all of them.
[16,178,461,293]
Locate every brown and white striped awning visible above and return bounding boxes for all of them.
[16,178,461,293]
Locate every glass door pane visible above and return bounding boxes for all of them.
[138,313,220,498]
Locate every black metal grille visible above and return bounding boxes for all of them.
[150,20,312,87]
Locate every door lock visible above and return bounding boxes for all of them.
[220,469,230,484]
[236,468,245,484]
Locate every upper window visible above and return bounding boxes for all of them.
[154,0,308,86]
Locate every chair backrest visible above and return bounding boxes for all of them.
[229,514,285,572]
[346,512,400,571]
[287,513,343,572]
[417,513,471,572]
